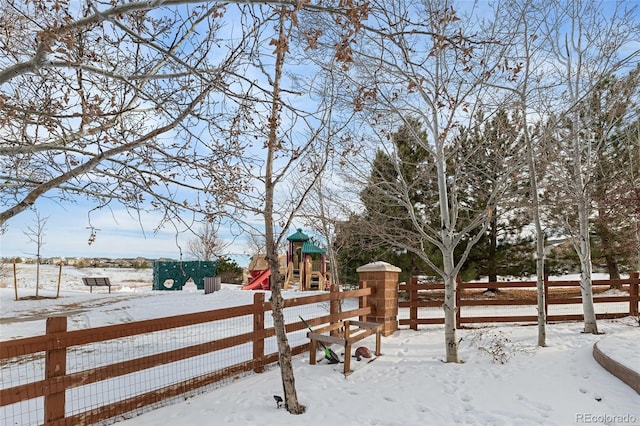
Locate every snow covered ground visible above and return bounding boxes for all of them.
[1,264,639,426]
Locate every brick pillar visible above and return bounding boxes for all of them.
[357,261,400,336]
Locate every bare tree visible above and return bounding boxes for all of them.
[489,0,550,346]
[518,5,549,347]
[1,0,373,230]
[263,11,305,412]
[186,222,224,261]
[223,2,367,413]
[539,0,639,334]
[2,1,371,416]
[0,1,254,231]
[23,210,48,297]
[299,179,344,287]
[340,0,525,362]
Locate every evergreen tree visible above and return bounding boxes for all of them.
[352,114,534,284]
[588,67,640,278]
[356,119,442,277]
[455,109,535,283]
[215,257,244,284]
[545,66,640,278]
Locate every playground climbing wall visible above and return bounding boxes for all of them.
[152,260,218,290]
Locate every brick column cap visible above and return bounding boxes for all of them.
[356,261,401,273]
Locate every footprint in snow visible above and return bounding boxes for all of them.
[515,393,553,417]
[443,384,457,394]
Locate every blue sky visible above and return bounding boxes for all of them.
[1,198,253,266]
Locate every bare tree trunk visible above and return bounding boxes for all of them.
[636,220,640,273]
[436,138,460,362]
[555,0,615,336]
[526,121,546,346]
[264,8,305,414]
[533,203,546,346]
[442,249,459,363]
[489,211,498,283]
[315,182,341,288]
[577,196,599,334]
[570,106,598,333]
[571,88,598,334]
[486,207,498,292]
[35,259,40,298]
[518,2,546,346]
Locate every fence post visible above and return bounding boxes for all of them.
[410,276,418,331]
[359,281,368,322]
[330,284,340,336]
[544,274,549,318]
[455,276,462,329]
[253,293,265,373]
[45,317,67,424]
[630,272,639,317]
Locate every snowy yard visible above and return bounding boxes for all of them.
[1,264,639,425]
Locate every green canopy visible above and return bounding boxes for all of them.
[287,228,310,242]
[302,240,325,254]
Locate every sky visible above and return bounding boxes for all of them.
[0,2,315,266]
[3,0,638,271]
[1,265,639,426]
[1,198,255,266]
[2,200,186,259]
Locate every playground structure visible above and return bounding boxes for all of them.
[241,229,331,291]
[152,260,217,290]
[241,255,278,290]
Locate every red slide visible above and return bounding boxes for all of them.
[241,269,271,290]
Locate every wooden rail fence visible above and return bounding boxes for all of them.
[0,286,371,426]
[399,272,639,330]
[4,272,638,425]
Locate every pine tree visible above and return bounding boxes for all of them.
[455,109,535,284]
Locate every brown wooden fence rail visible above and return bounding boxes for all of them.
[399,272,639,330]
[0,286,371,426]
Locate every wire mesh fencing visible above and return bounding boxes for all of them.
[399,274,639,329]
[0,286,371,426]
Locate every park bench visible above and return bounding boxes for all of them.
[82,277,112,293]
[307,319,382,376]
